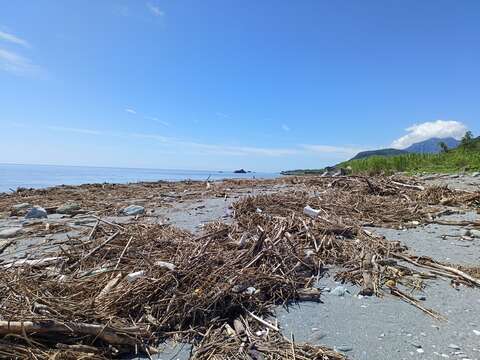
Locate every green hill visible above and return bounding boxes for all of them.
[340,135,480,175]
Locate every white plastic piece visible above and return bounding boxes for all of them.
[303,205,321,219]
[126,271,146,283]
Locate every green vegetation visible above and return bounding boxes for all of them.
[341,134,480,175]
[281,169,327,175]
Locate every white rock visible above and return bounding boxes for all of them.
[330,286,348,297]
[154,261,176,271]
[473,329,480,336]
[122,205,145,216]
[244,287,257,295]
[0,227,24,239]
[25,206,48,219]
[471,172,480,177]
[303,205,321,219]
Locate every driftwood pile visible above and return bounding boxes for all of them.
[0,176,479,359]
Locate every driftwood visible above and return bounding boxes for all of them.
[1,175,479,358]
[0,320,143,345]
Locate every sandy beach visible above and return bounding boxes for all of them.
[0,175,479,359]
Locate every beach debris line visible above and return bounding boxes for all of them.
[0,175,479,358]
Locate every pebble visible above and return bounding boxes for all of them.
[310,331,328,342]
[473,330,480,336]
[448,344,461,350]
[335,345,353,352]
[330,286,348,297]
[244,287,257,295]
[417,348,425,354]
[25,206,48,219]
[56,202,81,214]
[0,227,24,239]
[122,205,145,216]
[463,229,480,239]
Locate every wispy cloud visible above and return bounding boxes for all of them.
[146,3,165,16]
[131,133,169,142]
[125,108,137,114]
[391,120,468,149]
[145,116,170,126]
[0,30,30,48]
[45,123,363,160]
[281,124,290,132]
[48,126,102,135]
[0,48,39,75]
[216,112,230,119]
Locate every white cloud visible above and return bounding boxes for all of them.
[125,108,137,114]
[147,3,165,16]
[0,48,38,75]
[145,116,170,126]
[281,124,290,132]
[391,120,468,149]
[48,126,102,135]
[0,30,30,48]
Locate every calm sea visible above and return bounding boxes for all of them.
[0,164,279,193]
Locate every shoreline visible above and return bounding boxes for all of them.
[0,175,479,359]
[0,163,280,194]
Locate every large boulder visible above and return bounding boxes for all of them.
[56,202,81,215]
[25,206,48,219]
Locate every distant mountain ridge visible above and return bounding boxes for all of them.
[349,137,460,161]
[404,137,460,154]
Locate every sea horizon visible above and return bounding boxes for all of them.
[0,163,279,193]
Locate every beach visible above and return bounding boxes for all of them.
[0,174,479,359]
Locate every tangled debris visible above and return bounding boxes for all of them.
[0,175,479,359]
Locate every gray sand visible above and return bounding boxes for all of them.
[1,177,479,359]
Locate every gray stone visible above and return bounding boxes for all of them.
[471,172,480,177]
[56,202,81,214]
[25,206,48,219]
[335,345,353,352]
[12,203,31,211]
[0,227,24,239]
[463,229,480,239]
[122,205,145,216]
[448,344,461,350]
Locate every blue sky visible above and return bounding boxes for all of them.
[0,0,479,172]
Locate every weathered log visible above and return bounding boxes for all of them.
[0,320,142,346]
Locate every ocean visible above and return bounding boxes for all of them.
[0,164,279,193]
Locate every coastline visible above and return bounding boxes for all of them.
[1,175,479,359]
[0,163,279,194]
